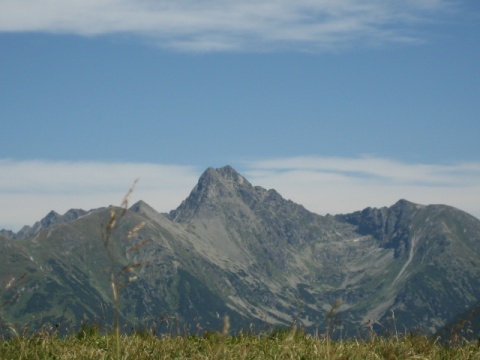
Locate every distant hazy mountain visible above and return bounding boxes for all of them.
[1,166,479,337]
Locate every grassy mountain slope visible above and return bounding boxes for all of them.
[1,166,479,338]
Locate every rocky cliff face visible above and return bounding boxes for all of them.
[1,166,480,337]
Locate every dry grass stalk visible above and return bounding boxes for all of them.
[99,178,151,359]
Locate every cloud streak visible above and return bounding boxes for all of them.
[0,0,455,51]
[1,156,479,231]
[0,159,200,231]
[243,156,480,218]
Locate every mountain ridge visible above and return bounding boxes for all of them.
[1,165,479,337]
[3,166,478,236]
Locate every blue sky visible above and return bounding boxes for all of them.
[1,1,480,230]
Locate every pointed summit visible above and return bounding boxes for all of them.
[129,200,164,221]
[40,210,62,228]
[168,165,315,228]
[192,166,252,203]
[130,200,156,213]
[169,166,255,222]
[390,199,419,212]
[198,165,250,188]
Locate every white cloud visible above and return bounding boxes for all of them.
[2,156,479,232]
[242,156,480,218]
[0,159,200,231]
[0,0,455,52]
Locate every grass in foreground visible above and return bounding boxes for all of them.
[1,328,479,360]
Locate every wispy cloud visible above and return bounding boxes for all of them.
[246,156,480,186]
[243,156,480,218]
[0,159,200,231]
[0,0,455,52]
[1,156,479,231]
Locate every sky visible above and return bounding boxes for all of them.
[1,0,480,231]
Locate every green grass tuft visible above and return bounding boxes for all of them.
[1,328,479,359]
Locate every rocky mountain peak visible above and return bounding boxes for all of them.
[334,199,424,257]
[198,165,250,189]
[129,200,163,221]
[194,166,255,202]
[390,199,420,213]
[40,210,62,227]
[169,166,255,222]
[129,200,153,212]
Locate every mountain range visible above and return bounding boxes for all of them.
[1,165,480,338]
